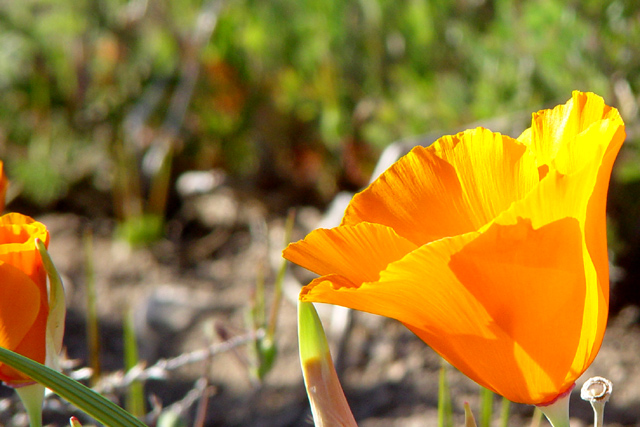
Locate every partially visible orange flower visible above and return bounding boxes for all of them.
[284,91,625,405]
[0,213,50,386]
[0,161,8,211]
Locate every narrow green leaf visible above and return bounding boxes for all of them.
[499,396,510,427]
[298,301,330,362]
[438,360,453,427]
[479,386,493,427]
[298,301,357,426]
[35,238,66,370]
[530,406,543,427]
[0,347,146,427]
[124,308,146,417]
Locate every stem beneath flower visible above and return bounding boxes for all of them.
[536,387,572,427]
[591,401,605,427]
[14,383,44,427]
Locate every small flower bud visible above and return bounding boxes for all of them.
[581,376,612,404]
[580,376,613,427]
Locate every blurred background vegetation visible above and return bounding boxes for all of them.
[0,0,639,302]
[1,1,640,425]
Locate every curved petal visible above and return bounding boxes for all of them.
[583,120,625,307]
[341,128,539,245]
[284,223,417,284]
[0,214,49,288]
[0,296,48,385]
[301,217,587,404]
[0,262,42,383]
[299,231,478,326]
[0,214,50,248]
[518,91,622,174]
[0,214,52,383]
[495,100,624,381]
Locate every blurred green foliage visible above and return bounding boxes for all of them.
[0,0,639,206]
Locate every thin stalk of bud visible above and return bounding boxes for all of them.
[580,376,612,427]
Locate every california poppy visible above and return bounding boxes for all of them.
[284,91,625,405]
[0,213,51,385]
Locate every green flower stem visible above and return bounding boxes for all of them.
[14,383,44,427]
[590,400,606,427]
[498,396,510,427]
[298,301,357,427]
[537,387,572,427]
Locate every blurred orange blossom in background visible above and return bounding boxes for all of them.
[284,91,625,405]
[0,212,51,386]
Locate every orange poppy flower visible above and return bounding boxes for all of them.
[284,91,625,405]
[0,213,51,386]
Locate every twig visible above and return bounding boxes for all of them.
[83,328,264,394]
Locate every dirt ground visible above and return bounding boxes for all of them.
[0,178,639,427]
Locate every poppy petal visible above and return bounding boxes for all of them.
[518,91,617,171]
[0,215,48,287]
[0,262,41,354]
[300,217,587,404]
[284,222,417,284]
[494,103,624,382]
[0,213,49,247]
[0,296,48,384]
[583,120,626,305]
[342,128,538,245]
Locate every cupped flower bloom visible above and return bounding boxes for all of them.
[284,91,625,405]
[0,213,51,386]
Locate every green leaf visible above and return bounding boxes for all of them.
[438,360,453,427]
[35,238,66,371]
[499,396,510,427]
[297,301,357,427]
[298,301,330,362]
[124,309,146,417]
[0,347,147,427]
[479,386,493,427]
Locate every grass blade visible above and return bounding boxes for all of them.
[479,386,493,427]
[0,347,146,427]
[438,360,453,427]
[124,308,146,417]
[499,396,510,427]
